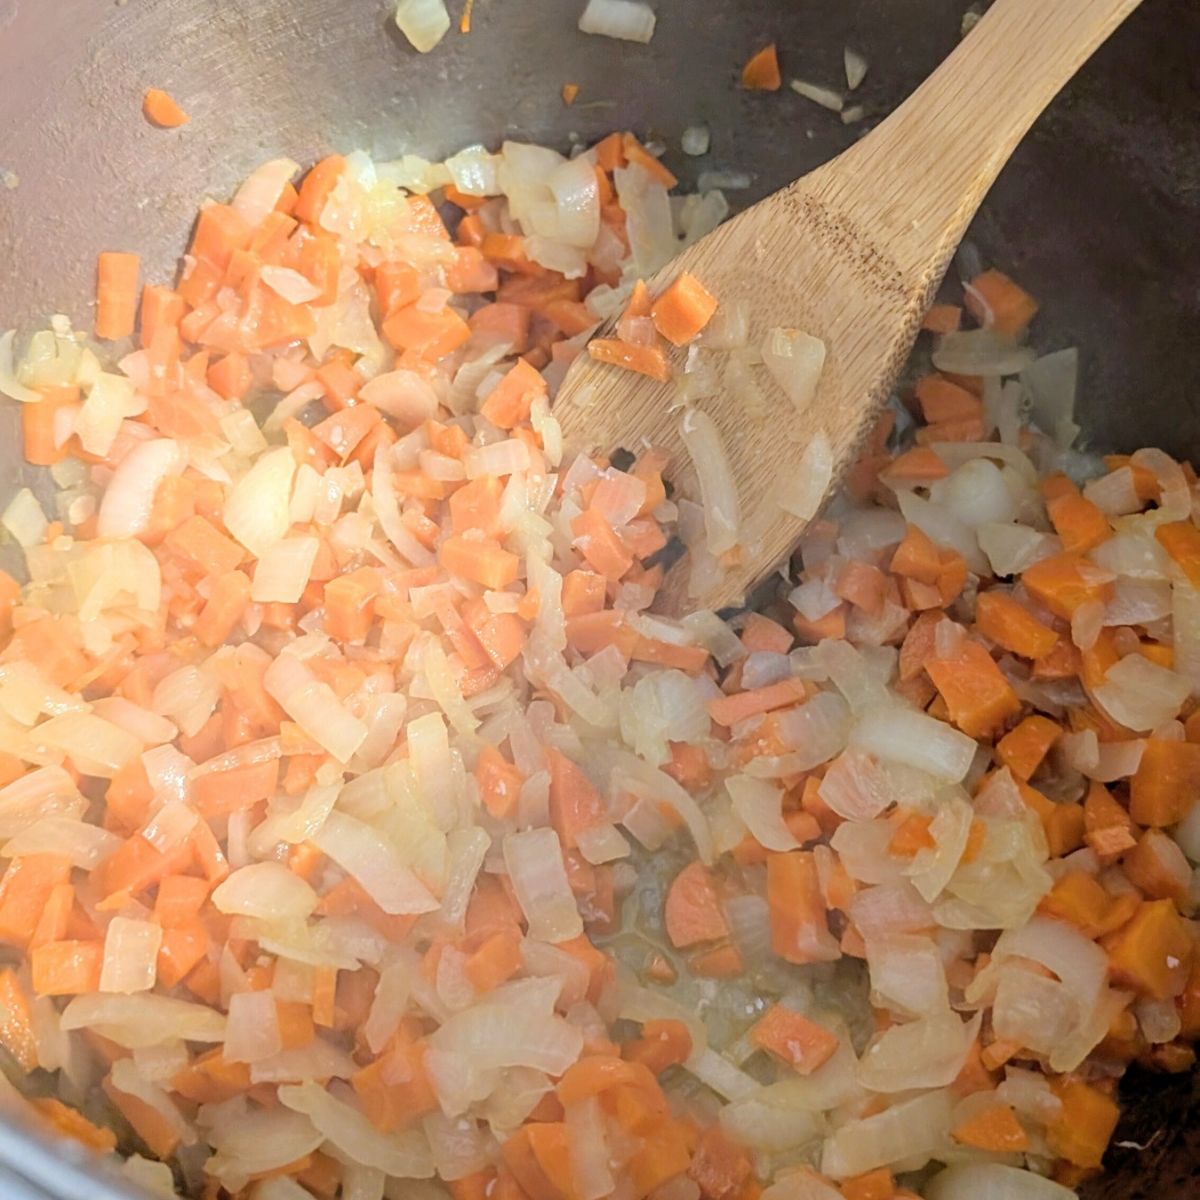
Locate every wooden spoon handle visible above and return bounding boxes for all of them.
[818,0,1145,281]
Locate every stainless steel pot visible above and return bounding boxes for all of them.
[0,0,1197,1195]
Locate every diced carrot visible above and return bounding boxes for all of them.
[313,402,381,460]
[622,133,678,188]
[30,940,103,996]
[689,1126,755,1200]
[881,447,950,483]
[926,637,1020,738]
[738,612,793,654]
[480,358,547,430]
[21,385,76,467]
[449,475,504,537]
[741,43,782,90]
[915,375,981,424]
[664,862,729,948]
[382,303,471,360]
[840,1170,896,1200]
[995,714,1061,780]
[1021,552,1113,619]
[964,270,1039,338]
[192,757,280,818]
[95,251,140,340]
[463,928,523,993]
[154,874,210,928]
[294,155,345,226]
[1103,899,1194,1000]
[546,747,606,850]
[30,1097,118,1153]
[651,273,719,346]
[1046,491,1111,555]
[1121,829,1191,904]
[1046,1079,1118,1169]
[323,566,383,644]
[975,591,1058,660]
[439,534,520,589]
[104,1076,181,1158]
[952,1102,1029,1153]
[708,678,810,727]
[194,570,252,647]
[562,569,607,617]
[502,1122,576,1200]
[587,337,671,382]
[142,87,189,128]
[1130,738,1200,826]
[750,1004,839,1074]
[623,1019,692,1074]
[1038,871,1114,937]
[30,882,74,951]
[766,851,839,965]
[0,855,72,950]
[921,304,962,334]
[890,524,943,585]
[0,967,38,1072]
[165,514,244,577]
[469,302,531,353]
[889,810,936,857]
[1155,520,1200,588]
[571,508,634,580]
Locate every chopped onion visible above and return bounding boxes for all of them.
[843,47,869,90]
[251,536,320,604]
[313,811,439,915]
[394,0,451,52]
[728,775,800,850]
[1,488,48,548]
[1021,348,1079,448]
[60,993,226,1048]
[2,816,120,869]
[225,446,296,558]
[925,1164,1077,1200]
[578,0,657,44]
[278,1081,435,1177]
[97,438,184,538]
[820,1089,953,1178]
[213,862,319,921]
[790,79,845,112]
[100,916,163,994]
[232,159,300,227]
[777,432,834,521]
[762,328,826,415]
[856,1010,978,1093]
[263,654,368,763]
[933,330,1037,378]
[0,329,41,402]
[1092,652,1189,732]
[503,827,583,942]
[680,407,740,555]
[225,989,283,1064]
[681,125,710,156]
[34,712,142,778]
[850,705,976,782]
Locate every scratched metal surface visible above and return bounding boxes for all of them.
[0,0,1198,1195]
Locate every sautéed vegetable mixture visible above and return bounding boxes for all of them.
[0,132,1196,1200]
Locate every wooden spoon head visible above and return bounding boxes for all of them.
[552,167,946,618]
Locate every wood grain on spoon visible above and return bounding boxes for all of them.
[552,0,1143,616]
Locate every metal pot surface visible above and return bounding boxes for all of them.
[0,0,1198,1196]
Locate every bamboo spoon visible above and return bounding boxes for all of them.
[551,0,1143,616]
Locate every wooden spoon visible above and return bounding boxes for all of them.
[552,0,1143,616]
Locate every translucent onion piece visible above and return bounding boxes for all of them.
[313,811,439,915]
[680,406,741,556]
[820,1088,953,1179]
[1092,652,1190,732]
[503,827,583,942]
[856,1011,978,1093]
[578,0,657,43]
[100,917,163,994]
[212,862,319,921]
[225,989,283,1064]
[728,775,799,851]
[60,993,226,1048]
[263,654,368,764]
[925,1163,1077,1200]
[850,705,976,782]
[224,446,296,558]
[97,438,184,539]
[394,0,451,52]
[762,328,826,416]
